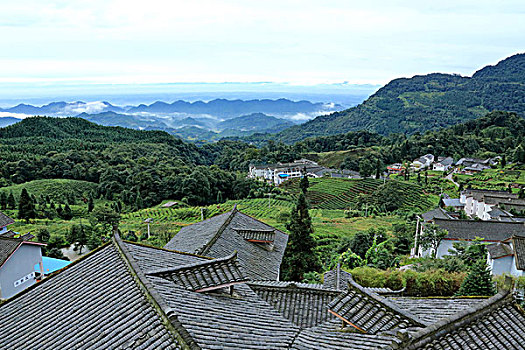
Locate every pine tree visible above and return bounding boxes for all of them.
[425,170,428,185]
[18,188,36,223]
[299,172,310,194]
[62,203,73,220]
[87,196,94,212]
[0,192,6,210]
[501,154,507,168]
[375,159,381,179]
[417,171,421,183]
[280,193,320,281]
[457,260,496,296]
[7,192,16,209]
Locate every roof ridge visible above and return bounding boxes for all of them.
[124,239,214,260]
[234,210,287,234]
[402,290,512,349]
[435,218,525,225]
[112,233,201,350]
[247,280,340,294]
[346,275,428,327]
[146,251,237,275]
[198,208,237,255]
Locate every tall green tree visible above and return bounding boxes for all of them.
[0,192,6,210]
[18,188,36,222]
[457,260,496,296]
[280,193,320,281]
[87,196,94,213]
[61,203,73,220]
[67,224,88,255]
[7,192,16,209]
[300,168,310,194]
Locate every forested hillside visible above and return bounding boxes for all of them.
[260,53,525,143]
[0,117,270,208]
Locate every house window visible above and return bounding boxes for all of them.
[13,272,35,288]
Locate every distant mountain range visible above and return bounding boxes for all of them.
[253,53,525,143]
[0,98,336,141]
[0,98,339,119]
[0,98,344,140]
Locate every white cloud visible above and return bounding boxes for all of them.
[0,0,524,87]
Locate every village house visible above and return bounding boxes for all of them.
[486,235,525,277]
[386,163,404,174]
[0,229,522,349]
[432,156,454,172]
[0,235,45,299]
[249,159,359,186]
[411,154,434,170]
[416,218,525,258]
[0,211,15,235]
[461,188,523,220]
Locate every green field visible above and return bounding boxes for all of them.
[120,197,405,262]
[0,179,97,202]
[282,177,437,211]
[454,166,525,191]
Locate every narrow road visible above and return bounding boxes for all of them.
[446,171,460,188]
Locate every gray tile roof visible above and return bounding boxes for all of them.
[164,210,233,253]
[165,208,288,280]
[0,236,23,268]
[0,211,14,228]
[291,319,401,350]
[421,208,454,222]
[513,236,525,270]
[327,280,426,334]
[442,198,464,207]
[0,243,183,350]
[147,252,247,292]
[487,242,514,259]
[386,297,488,324]
[433,218,525,242]
[3,231,525,349]
[403,291,525,349]
[248,280,341,329]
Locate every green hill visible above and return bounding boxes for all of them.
[266,53,525,143]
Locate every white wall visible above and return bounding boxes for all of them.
[0,244,42,299]
[489,256,514,276]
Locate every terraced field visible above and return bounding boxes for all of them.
[120,198,295,233]
[282,177,436,211]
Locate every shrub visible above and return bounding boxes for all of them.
[349,266,466,297]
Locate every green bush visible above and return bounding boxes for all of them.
[349,266,466,296]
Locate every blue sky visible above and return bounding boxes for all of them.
[0,1,524,89]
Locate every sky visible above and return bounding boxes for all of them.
[0,0,524,99]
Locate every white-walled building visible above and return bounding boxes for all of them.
[249,159,359,186]
[412,154,434,170]
[433,157,454,172]
[0,236,45,299]
[487,236,525,277]
[460,189,523,221]
[415,218,525,259]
